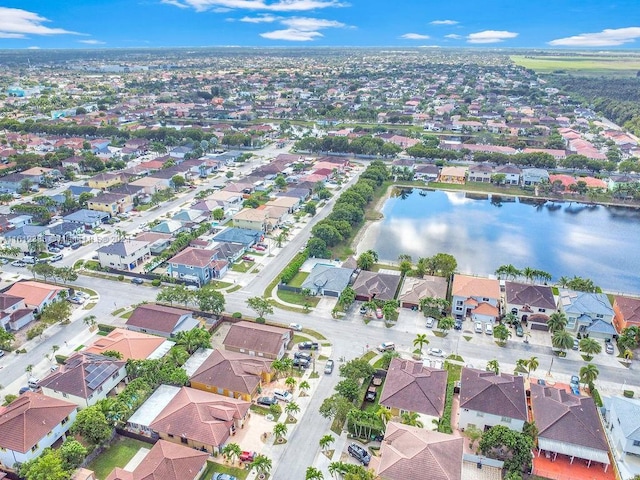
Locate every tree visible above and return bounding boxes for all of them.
[304,201,317,216]
[305,466,324,480]
[526,356,539,378]
[464,425,483,451]
[249,454,272,477]
[175,328,212,354]
[479,425,534,474]
[493,323,511,345]
[319,434,335,451]
[486,359,500,374]
[299,380,310,395]
[285,376,297,392]
[413,333,429,353]
[552,330,574,353]
[170,174,186,190]
[59,438,88,470]
[307,237,330,258]
[379,350,400,370]
[19,449,70,480]
[195,287,225,315]
[376,405,393,426]
[437,316,455,333]
[273,422,288,440]
[56,266,78,283]
[401,411,424,428]
[39,300,72,325]
[285,401,300,418]
[166,345,189,366]
[338,286,356,310]
[336,378,360,402]
[222,443,242,465]
[83,315,97,330]
[31,262,56,282]
[547,312,568,333]
[382,300,398,321]
[399,259,412,276]
[275,175,287,190]
[102,350,123,359]
[0,328,15,350]
[356,251,376,270]
[319,394,352,425]
[419,297,450,319]
[579,363,599,387]
[212,208,225,221]
[579,337,602,359]
[246,296,274,319]
[339,358,375,381]
[71,406,112,446]
[156,284,193,306]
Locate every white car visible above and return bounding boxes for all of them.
[474,322,483,333]
[273,389,293,402]
[428,348,445,357]
[289,323,303,331]
[425,317,435,328]
[485,323,493,335]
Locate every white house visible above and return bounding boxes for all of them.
[97,240,151,271]
[605,396,640,460]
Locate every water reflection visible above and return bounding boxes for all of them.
[360,190,640,293]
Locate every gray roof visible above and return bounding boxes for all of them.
[301,265,353,294]
[586,319,617,335]
[559,290,614,317]
[3,225,47,239]
[63,209,109,223]
[505,282,556,310]
[213,227,261,246]
[608,396,640,438]
[97,240,149,257]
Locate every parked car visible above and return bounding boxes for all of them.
[256,396,277,406]
[377,342,395,352]
[347,443,371,466]
[19,386,30,395]
[294,352,311,361]
[253,245,266,251]
[375,307,383,319]
[289,323,303,331]
[572,339,579,350]
[242,256,255,262]
[11,260,25,267]
[428,348,445,357]
[454,319,463,330]
[515,323,524,337]
[359,305,367,315]
[485,323,493,335]
[324,359,334,374]
[0,258,8,265]
[293,357,310,368]
[273,389,293,402]
[474,322,483,333]
[298,341,319,350]
[48,247,61,253]
[131,278,144,285]
[239,451,256,462]
[76,291,90,300]
[0,349,4,358]
[68,296,85,305]
[425,317,435,328]
[606,342,614,354]
[570,375,580,387]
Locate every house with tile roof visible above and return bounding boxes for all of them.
[223,321,291,360]
[612,295,640,333]
[458,367,527,432]
[604,396,640,461]
[189,349,274,401]
[438,166,467,184]
[557,289,615,340]
[504,282,557,329]
[374,422,463,480]
[398,275,448,310]
[105,440,208,480]
[149,387,251,454]
[352,270,402,302]
[451,275,500,323]
[125,304,199,338]
[0,293,34,331]
[167,246,229,285]
[5,280,66,313]
[96,240,151,271]
[84,328,171,360]
[531,383,610,471]
[0,392,77,468]
[39,352,127,408]
[300,264,354,297]
[379,358,447,428]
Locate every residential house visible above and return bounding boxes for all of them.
[438,166,467,184]
[531,383,610,472]
[413,164,440,182]
[21,167,61,185]
[265,196,300,213]
[87,172,123,190]
[496,165,521,185]
[105,440,208,480]
[212,227,262,248]
[39,352,127,408]
[167,247,229,285]
[0,393,77,468]
[379,358,447,429]
[2,225,48,253]
[87,192,132,215]
[398,275,448,310]
[84,328,172,361]
[150,220,186,236]
[232,208,270,232]
[191,199,226,219]
[190,349,274,401]
[604,396,640,462]
[277,187,311,202]
[211,242,245,264]
[458,367,527,432]
[0,293,34,331]
[521,168,550,187]
[126,304,199,338]
[49,222,84,244]
[63,209,110,228]
[612,295,640,333]
[208,190,244,214]
[352,271,402,302]
[557,289,615,339]
[0,173,30,192]
[128,177,167,195]
[375,422,463,480]
[149,387,251,454]
[300,264,354,297]
[467,163,494,183]
[96,240,151,271]
[172,209,208,226]
[5,280,65,313]
[451,275,500,323]
[504,282,557,330]
[223,321,291,360]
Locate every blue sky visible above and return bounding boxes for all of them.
[0,0,639,49]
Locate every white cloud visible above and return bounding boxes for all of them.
[282,17,344,29]
[27,46,41,49]
[0,7,80,38]
[79,39,106,45]
[549,27,640,47]
[401,33,430,40]
[260,28,322,40]
[239,14,279,22]
[161,0,346,12]
[260,15,346,41]
[430,19,458,25]
[467,30,518,44]
[445,33,462,39]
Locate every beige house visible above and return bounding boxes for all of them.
[451,274,500,323]
[438,166,467,184]
[223,321,291,359]
[398,275,448,309]
[232,208,269,231]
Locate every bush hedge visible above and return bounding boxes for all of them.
[232,312,242,318]
[55,354,68,364]
[624,390,635,398]
[280,250,309,284]
[438,382,455,434]
[151,279,161,287]
[98,323,116,333]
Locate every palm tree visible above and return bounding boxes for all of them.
[299,380,310,396]
[271,359,289,380]
[557,276,570,288]
[503,312,518,326]
[413,333,429,353]
[285,401,300,419]
[25,364,33,375]
[319,434,335,452]
[285,376,297,392]
[579,363,599,388]
[486,359,500,374]
[437,316,455,334]
[248,454,272,478]
[522,267,536,283]
[376,406,393,426]
[527,356,539,378]
[222,443,242,465]
[166,346,189,366]
[400,411,424,428]
[547,312,568,333]
[623,349,634,362]
[552,330,574,353]
[273,422,288,441]
[328,461,346,479]
[83,315,97,330]
[493,323,511,345]
[365,250,379,263]
[305,466,324,480]
[579,337,602,359]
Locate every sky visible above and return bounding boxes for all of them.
[0,0,639,49]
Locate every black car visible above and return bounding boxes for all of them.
[348,443,371,466]
[294,352,311,361]
[298,341,319,350]
[454,319,463,330]
[256,396,277,406]
[293,357,310,368]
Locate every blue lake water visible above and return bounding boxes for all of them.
[358,188,640,294]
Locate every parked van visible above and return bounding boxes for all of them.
[22,256,36,264]
[27,378,40,389]
[51,253,63,262]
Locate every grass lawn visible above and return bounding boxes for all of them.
[302,328,327,340]
[288,271,309,288]
[232,261,254,273]
[292,334,309,344]
[120,311,132,319]
[88,437,150,480]
[276,289,321,308]
[83,302,97,310]
[199,460,248,480]
[511,54,640,77]
[361,350,377,363]
[444,360,462,382]
[372,357,387,369]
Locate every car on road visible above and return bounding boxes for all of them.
[289,323,302,331]
[474,322,483,333]
[572,339,579,350]
[211,472,237,480]
[454,319,463,330]
[298,341,319,350]
[11,260,25,267]
[375,307,383,319]
[273,389,293,402]
[515,323,524,337]
[377,342,395,352]
[606,342,614,354]
[485,323,493,335]
[0,350,4,358]
[131,278,144,285]
[425,317,435,328]
[324,359,334,374]
[347,443,371,466]
[428,348,445,357]
[256,396,277,406]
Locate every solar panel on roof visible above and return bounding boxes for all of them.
[86,364,118,390]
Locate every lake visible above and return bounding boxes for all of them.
[357,188,640,294]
